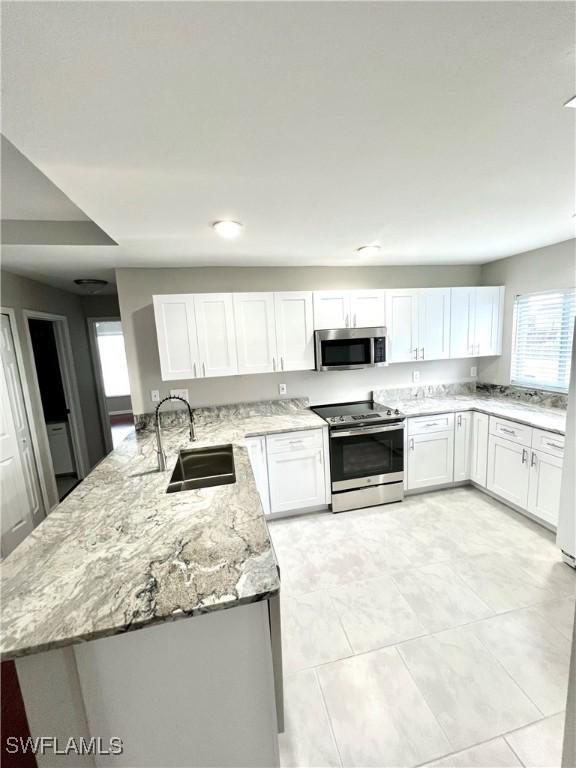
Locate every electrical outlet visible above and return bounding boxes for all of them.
[170,388,189,401]
[278,383,287,395]
[151,390,160,403]
[470,366,478,377]
[412,370,420,383]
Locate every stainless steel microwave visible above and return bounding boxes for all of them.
[314,327,387,371]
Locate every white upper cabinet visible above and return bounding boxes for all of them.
[153,294,200,380]
[450,286,504,358]
[349,290,386,328]
[418,288,451,361]
[274,292,314,371]
[194,294,238,378]
[386,289,419,362]
[313,291,350,329]
[450,287,477,359]
[234,293,277,375]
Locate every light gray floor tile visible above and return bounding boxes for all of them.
[399,627,541,751]
[279,669,341,768]
[423,738,522,767]
[281,591,352,672]
[470,610,571,716]
[515,556,576,597]
[505,713,565,768]
[392,563,494,633]
[329,575,426,653]
[531,597,576,640]
[317,647,451,767]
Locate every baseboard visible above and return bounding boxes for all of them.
[108,409,133,416]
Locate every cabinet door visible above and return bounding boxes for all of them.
[453,411,472,482]
[313,292,350,330]
[267,445,326,514]
[418,288,451,361]
[349,290,386,328]
[527,449,563,527]
[474,286,504,356]
[407,430,454,490]
[386,289,420,363]
[153,294,200,381]
[450,288,476,359]
[470,412,489,487]
[486,435,530,508]
[47,423,75,475]
[234,293,277,375]
[245,436,271,517]
[194,294,238,378]
[274,292,314,372]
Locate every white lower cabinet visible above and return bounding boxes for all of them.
[266,430,326,514]
[407,430,455,490]
[527,448,563,527]
[470,412,489,487]
[245,436,271,517]
[486,434,530,508]
[453,411,472,482]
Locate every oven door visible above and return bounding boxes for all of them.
[330,423,404,491]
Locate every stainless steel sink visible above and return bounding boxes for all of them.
[166,444,236,493]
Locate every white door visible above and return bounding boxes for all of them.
[194,294,238,378]
[153,295,200,380]
[418,288,451,361]
[527,449,563,527]
[267,447,325,513]
[407,430,454,490]
[233,293,277,375]
[470,411,489,487]
[1,314,44,529]
[474,286,504,356]
[245,436,271,517]
[313,291,350,330]
[386,289,419,363]
[274,292,314,372]
[450,287,476,358]
[454,411,472,482]
[349,290,386,328]
[486,435,530,508]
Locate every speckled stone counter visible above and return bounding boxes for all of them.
[0,399,326,660]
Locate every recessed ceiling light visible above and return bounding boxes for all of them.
[212,220,243,239]
[356,244,381,256]
[564,96,576,108]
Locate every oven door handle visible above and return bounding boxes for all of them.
[331,424,404,438]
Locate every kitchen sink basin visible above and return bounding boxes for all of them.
[166,444,236,493]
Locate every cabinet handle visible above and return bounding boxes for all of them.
[413,348,418,360]
[521,448,528,464]
[409,438,415,450]
[420,347,425,360]
[193,362,197,378]
[345,314,349,328]
[546,441,563,450]
[530,451,537,467]
[500,427,515,436]
[353,313,357,328]
[202,362,206,377]
[273,357,276,372]
[457,414,462,428]
[425,422,438,427]
[281,356,284,371]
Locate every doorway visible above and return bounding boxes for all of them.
[87,318,134,452]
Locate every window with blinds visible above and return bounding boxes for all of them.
[511,289,576,392]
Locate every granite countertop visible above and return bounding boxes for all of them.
[0,399,326,661]
[374,394,566,435]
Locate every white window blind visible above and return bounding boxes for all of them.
[95,321,131,397]
[511,288,576,392]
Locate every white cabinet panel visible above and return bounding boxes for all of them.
[470,412,489,487]
[266,429,326,513]
[234,293,277,375]
[47,422,75,475]
[274,292,314,372]
[527,449,563,527]
[489,416,532,447]
[313,292,350,330]
[153,294,200,381]
[194,294,238,378]
[450,287,476,359]
[349,290,386,328]
[531,429,565,459]
[475,286,504,356]
[418,288,451,361]
[408,413,454,435]
[245,436,271,517]
[454,411,472,483]
[407,430,454,490]
[487,435,530,508]
[386,289,419,363]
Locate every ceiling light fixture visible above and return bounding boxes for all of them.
[564,96,576,108]
[356,244,381,256]
[74,278,109,294]
[212,220,243,239]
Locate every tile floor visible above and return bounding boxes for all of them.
[268,487,575,768]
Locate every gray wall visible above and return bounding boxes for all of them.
[1,270,107,505]
[80,293,120,318]
[479,239,576,385]
[116,265,483,414]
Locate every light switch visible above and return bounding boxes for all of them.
[412,370,420,383]
[170,388,189,401]
[150,390,160,403]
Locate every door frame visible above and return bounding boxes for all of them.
[23,309,90,482]
[0,307,52,514]
[86,316,122,456]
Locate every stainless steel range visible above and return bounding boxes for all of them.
[312,400,405,513]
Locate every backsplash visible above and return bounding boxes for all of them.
[475,383,568,410]
[373,382,476,402]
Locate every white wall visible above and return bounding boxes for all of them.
[479,239,575,386]
[116,265,482,413]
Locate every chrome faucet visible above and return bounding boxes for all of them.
[155,396,196,471]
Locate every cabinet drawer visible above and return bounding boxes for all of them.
[266,428,323,454]
[531,428,565,458]
[408,413,454,435]
[489,416,532,447]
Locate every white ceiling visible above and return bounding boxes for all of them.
[1,1,574,292]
